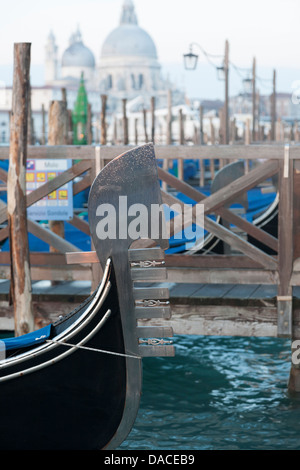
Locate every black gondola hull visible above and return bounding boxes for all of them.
[0,264,131,450]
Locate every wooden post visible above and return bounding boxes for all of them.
[7,43,34,336]
[122,98,128,145]
[113,116,118,145]
[61,87,68,145]
[48,100,67,254]
[87,103,92,144]
[27,78,33,145]
[199,105,204,145]
[166,89,172,145]
[252,57,256,141]
[179,108,185,145]
[278,149,293,338]
[67,109,73,145]
[41,104,46,145]
[224,39,229,145]
[270,70,276,141]
[143,108,148,142]
[151,96,155,143]
[134,117,138,145]
[100,94,107,145]
[245,118,251,145]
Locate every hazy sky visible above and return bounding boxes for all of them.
[0,0,299,99]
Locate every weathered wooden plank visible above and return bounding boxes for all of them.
[65,248,165,265]
[139,304,278,337]
[0,143,299,162]
[166,267,278,284]
[165,254,268,269]
[30,265,92,281]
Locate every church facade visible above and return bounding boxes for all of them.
[44,0,183,112]
[0,0,185,144]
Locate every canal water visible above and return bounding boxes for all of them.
[120,335,300,450]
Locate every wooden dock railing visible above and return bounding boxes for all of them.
[0,143,298,340]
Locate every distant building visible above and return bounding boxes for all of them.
[0,0,184,144]
[44,0,183,112]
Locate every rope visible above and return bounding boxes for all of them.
[46,339,141,360]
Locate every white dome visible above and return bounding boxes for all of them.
[101,0,157,60]
[101,24,157,59]
[62,29,95,68]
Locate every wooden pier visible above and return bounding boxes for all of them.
[1,43,300,392]
[1,139,300,390]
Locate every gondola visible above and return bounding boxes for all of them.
[0,143,174,450]
[186,160,278,256]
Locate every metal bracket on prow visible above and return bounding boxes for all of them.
[130,247,175,358]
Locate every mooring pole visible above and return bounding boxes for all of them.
[7,43,34,336]
[48,100,67,253]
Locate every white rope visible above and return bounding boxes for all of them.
[46,339,141,360]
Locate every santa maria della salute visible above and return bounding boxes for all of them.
[28,0,184,144]
[46,0,173,103]
[0,0,188,145]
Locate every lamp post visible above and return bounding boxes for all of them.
[183,39,230,144]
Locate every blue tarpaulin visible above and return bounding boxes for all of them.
[0,324,52,351]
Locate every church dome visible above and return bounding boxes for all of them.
[62,28,95,68]
[101,25,157,59]
[101,0,157,59]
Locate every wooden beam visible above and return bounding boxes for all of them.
[158,167,278,252]
[162,190,278,270]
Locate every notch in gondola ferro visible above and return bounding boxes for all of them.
[0,143,173,450]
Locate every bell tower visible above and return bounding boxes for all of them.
[45,30,58,85]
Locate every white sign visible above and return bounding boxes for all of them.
[26,159,73,221]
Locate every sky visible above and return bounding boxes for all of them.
[0,0,299,99]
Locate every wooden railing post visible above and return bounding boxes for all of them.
[7,43,34,336]
[48,100,68,254]
[277,145,293,338]
[122,98,128,145]
[100,94,107,145]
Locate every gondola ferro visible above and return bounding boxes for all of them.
[0,143,174,450]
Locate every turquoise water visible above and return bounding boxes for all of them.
[120,335,300,450]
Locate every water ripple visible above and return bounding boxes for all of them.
[120,335,300,450]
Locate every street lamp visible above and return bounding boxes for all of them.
[243,77,252,94]
[183,40,230,144]
[216,65,225,81]
[183,46,198,70]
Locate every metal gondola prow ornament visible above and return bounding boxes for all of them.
[88,143,174,449]
[0,143,174,450]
